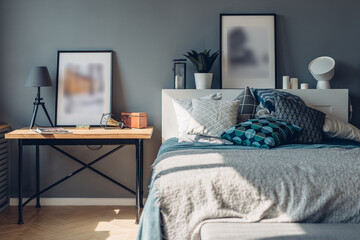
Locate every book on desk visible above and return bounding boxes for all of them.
[34,127,71,134]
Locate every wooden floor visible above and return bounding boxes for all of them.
[0,206,139,240]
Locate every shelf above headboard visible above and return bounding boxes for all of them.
[162,89,349,141]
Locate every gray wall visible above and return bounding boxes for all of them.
[1,0,360,198]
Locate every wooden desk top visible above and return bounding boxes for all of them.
[5,127,154,140]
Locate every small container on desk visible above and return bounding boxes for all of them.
[121,112,148,129]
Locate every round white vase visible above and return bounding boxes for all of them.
[194,73,213,89]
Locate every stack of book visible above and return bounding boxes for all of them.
[34,128,71,134]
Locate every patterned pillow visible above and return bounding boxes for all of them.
[275,94,326,143]
[186,99,240,137]
[234,87,258,122]
[253,89,304,112]
[173,93,222,137]
[221,117,301,149]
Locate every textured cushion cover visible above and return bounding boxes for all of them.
[186,99,240,137]
[275,94,326,143]
[323,116,360,142]
[221,117,301,149]
[254,89,304,112]
[173,93,222,137]
[234,87,257,122]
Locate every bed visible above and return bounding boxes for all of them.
[137,89,360,240]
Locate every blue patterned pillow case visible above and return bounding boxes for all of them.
[221,117,301,149]
[253,89,304,112]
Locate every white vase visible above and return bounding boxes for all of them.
[194,73,213,89]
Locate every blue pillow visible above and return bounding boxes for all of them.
[275,94,325,143]
[221,117,301,149]
[253,89,304,112]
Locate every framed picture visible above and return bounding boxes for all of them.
[55,50,113,126]
[220,14,276,89]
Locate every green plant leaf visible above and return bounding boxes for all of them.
[184,54,200,72]
[183,49,220,73]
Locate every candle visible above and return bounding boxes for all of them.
[290,78,298,89]
[175,75,183,89]
[282,76,290,89]
[301,83,309,89]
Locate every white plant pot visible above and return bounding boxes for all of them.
[194,73,213,89]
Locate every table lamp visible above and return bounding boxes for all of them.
[308,56,335,89]
[25,66,54,129]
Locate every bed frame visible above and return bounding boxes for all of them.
[162,89,349,141]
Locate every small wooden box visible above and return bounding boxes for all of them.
[121,112,148,129]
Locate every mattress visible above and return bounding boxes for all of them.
[137,138,360,240]
[200,223,360,240]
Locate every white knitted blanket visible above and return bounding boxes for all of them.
[152,148,360,240]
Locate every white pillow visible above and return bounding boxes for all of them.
[323,116,360,142]
[172,93,222,137]
[186,99,240,137]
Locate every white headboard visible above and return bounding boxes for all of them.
[162,89,349,141]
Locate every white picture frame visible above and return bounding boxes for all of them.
[55,50,113,126]
[220,14,276,89]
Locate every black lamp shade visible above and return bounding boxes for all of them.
[25,66,53,87]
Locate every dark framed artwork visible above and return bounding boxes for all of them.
[55,50,113,126]
[220,14,276,89]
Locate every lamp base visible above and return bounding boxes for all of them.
[29,87,54,129]
[316,80,331,89]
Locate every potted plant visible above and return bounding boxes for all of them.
[184,49,220,89]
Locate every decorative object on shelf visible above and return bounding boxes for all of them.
[56,50,113,126]
[308,56,335,89]
[100,113,129,129]
[301,83,309,89]
[121,112,148,128]
[173,59,186,89]
[220,14,276,89]
[25,66,55,129]
[290,78,299,89]
[282,76,290,89]
[184,49,219,89]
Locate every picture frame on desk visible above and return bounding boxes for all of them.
[55,50,113,126]
[220,14,276,89]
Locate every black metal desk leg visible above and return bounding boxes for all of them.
[139,139,144,208]
[36,145,40,208]
[135,140,140,224]
[18,140,24,224]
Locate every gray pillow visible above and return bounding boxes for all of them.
[187,99,240,137]
[173,93,222,138]
[275,94,325,143]
[234,87,257,122]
